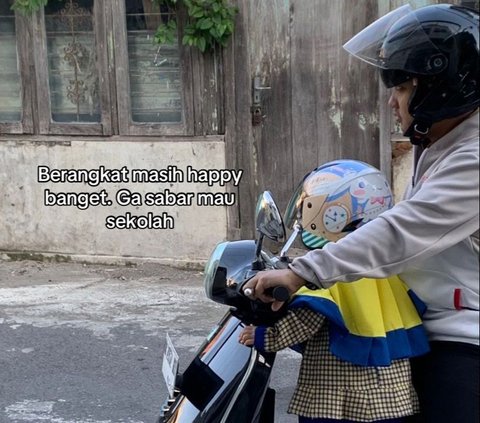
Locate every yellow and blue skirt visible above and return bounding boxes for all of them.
[289,275,430,366]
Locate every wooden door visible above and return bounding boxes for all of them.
[228,0,384,237]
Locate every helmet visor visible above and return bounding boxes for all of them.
[343,4,445,75]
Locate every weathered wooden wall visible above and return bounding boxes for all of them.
[1,0,463,264]
[226,0,451,238]
[227,0,384,237]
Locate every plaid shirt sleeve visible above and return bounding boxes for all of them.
[254,308,326,353]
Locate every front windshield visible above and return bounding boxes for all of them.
[343,4,444,75]
[283,179,305,230]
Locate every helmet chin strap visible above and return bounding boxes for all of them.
[403,79,434,147]
[404,120,433,147]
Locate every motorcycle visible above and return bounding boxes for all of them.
[157,191,297,423]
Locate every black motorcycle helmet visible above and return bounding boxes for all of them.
[344,4,479,145]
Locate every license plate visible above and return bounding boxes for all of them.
[162,333,179,398]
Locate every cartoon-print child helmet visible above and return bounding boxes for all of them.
[284,160,393,249]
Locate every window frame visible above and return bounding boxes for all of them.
[31,1,113,135]
[0,12,34,134]
[111,0,194,136]
[2,1,202,138]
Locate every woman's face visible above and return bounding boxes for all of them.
[388,79,416,134]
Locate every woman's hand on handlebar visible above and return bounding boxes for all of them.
[242,269,306,311]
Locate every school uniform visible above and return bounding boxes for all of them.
[254,276,429,422]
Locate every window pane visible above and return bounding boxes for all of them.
[126,0,183,123]
[45,0,100,123]
[0,1,21,122]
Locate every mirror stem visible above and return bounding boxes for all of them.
[280,223,301,258]
[252,233,266,270]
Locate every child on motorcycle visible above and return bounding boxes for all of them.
[239,160,429,423]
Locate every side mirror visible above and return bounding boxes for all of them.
[255,191,286,243]
[251,191,285,270]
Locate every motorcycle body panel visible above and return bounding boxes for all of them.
[159,225,289,423]
[160,312,275,423]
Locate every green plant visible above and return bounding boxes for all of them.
[11,0,48,14]
[155,0,237,52]
[12,0,237,53]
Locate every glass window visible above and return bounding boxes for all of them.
[44,0,100,123]
[0,1,21,122]
[125,0,183,123]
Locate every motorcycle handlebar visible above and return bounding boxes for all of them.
[268,286,290,302]
[243,286,290,302]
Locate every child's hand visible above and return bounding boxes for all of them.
[239,325,256,346]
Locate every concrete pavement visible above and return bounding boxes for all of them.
[0,260,300,423]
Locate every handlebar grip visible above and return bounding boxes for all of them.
[243,286,290,302]
[267,286,290,302]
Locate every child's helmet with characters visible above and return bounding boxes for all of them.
[284,160,393,249]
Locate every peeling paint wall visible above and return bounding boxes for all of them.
[0,139,228,266]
